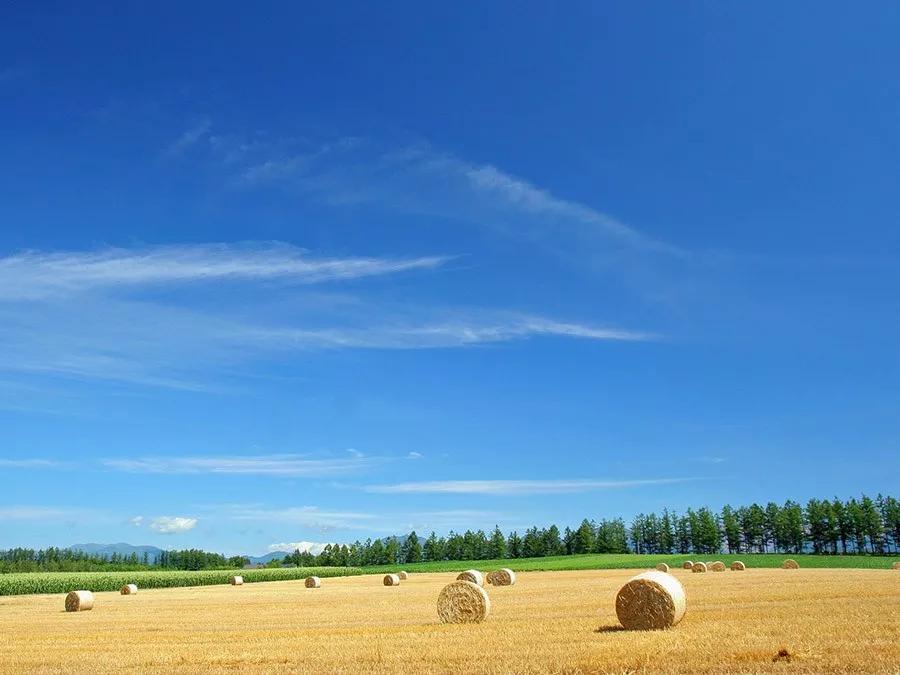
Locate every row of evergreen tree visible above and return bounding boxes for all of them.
[0,547,249,573]
[286,493,900,567]
[3,493,897,573]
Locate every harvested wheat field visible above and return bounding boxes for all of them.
[0,569,897,674]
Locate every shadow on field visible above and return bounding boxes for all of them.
[594,625,626,633]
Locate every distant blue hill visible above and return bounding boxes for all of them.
[68,543,165,562]
[246,551,289,565]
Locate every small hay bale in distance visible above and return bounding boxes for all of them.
[691,562,707,573]
[892,561,900,570]
[120,583,138,595]
[305,576,321,588]
[383,573,401,586]
[230,575,244,585]
[682,560,693,570]
[615,570,686,631]
[782,559,799,569]
[655,563,670,573]
[710,561,726,572]
[731,561,746,571]
[490,568,516,586]
[437,580,491,624]
[456,569,485,586]
[65,590,94,612]
[398,571,409,580]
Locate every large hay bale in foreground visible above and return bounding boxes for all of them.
[437,581,491,624]
[383,574,401,586]
[655,563,670,573]
[682,560,693,570]
[490,568,516,586]
[305,576,321,588]
[230,575,244,585]
[691,562,707,573]
[398,571,409,580]
[731,561,746,571]
[782,559,799,569]
[456,569,484,586]
[892,562,900,570]
[65,590,94,612]
[615,570,686,631]
[120,584,138,595]
[710,561,726,572]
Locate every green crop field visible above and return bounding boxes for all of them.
[1,553,895,596]
[359,552,898,575]
[0,566,361,596]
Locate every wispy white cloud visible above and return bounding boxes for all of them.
[164,119,212,156]
[228,505,502,533]
[0,506,72,520]
[130,516,144,527]
[230,137,684,258]
[267,541,330,555]
[246,315,651,350]
[230,505,378,531]
[0,458,69,469]
[0,242,648,389]
[0,243,450,301]
[102,454,380,477]
[365,478,696,496]
[407,451,423,459]
[149,516,198,534]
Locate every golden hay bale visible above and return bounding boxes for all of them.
[682,560,693,570]
[892,562,900,570]
[782,559,799,569]
[230,575,244,585]
[731,561,746,571]
[710,561,726,572]
[456,569,484,586]
[120,584,138,595]
[383,574,401,586]
[615,570,686,631]
[490,568,516,586]
[437,580,491,624]
[655,563,670,573]
[398,571,409,580]
[65,590,94,612]
[305,576,321,588]
[691,562,707,573]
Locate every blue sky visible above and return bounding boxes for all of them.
[1,2,898,556]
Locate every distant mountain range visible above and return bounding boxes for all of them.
[68,543,166,562]
[67,543,289,565]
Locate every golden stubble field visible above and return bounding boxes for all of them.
[0,568,898,674]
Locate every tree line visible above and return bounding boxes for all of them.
[287,492,900,567]
[0,547,250,573]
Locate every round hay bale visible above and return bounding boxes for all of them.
[456,569,484,586]
[710,561,726,572]
[65,590,94,612]
[490,568,516,586]
[230,575,244,585]
[682,560,693,570]
[782,559,799,569]
[437,580,491,624]
[691,562,707,573]
[383,573,400,586]
[120,584,138,595]
[655,563,670,573]
[892,561,900,570]
[305,576,321,588]
[615,570,686,631]
[730,561,746,571]
[398,571,409,580]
